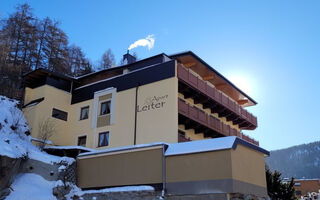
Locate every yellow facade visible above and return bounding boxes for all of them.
[23,75,244,148]
[23,77,178,149]
[231,144,267,188]
[24,85,72,146]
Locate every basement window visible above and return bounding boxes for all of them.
[98,131,109,147]
[52,108,68,121]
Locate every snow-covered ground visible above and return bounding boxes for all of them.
[6,173,154,200]
[5,173,57,200]
[0,95,73,164]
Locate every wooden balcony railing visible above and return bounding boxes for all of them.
[177,64,257,130]
[178,98,259,146]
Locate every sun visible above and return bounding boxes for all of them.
[227,75,253,96]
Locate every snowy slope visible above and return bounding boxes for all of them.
[5,173,57,200]
[0,96,153,200]
[0,95,73,164]
[265,141,320,178]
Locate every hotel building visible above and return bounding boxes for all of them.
[22,51,269,198]
[22,51,259,149]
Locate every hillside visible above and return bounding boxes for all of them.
[0,95,156,200]
[265,141,320,179]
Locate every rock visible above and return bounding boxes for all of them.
[53,185,71,200]
[0,188,11,200]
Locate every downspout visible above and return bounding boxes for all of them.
[134,83,140,145]
[162,144,167,197]
[70,81,73,93]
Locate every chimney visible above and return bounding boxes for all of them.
[123,50,136,65]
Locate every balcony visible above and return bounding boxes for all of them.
[177,64,257,130]
[178,98,259,146]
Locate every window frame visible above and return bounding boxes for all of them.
[92,87,117,128]
[99,100,111,116]
[77,135,87,147]
[98,131,109,147]
[79,106,90,120]
[52,108,68,121]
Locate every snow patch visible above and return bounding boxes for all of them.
[6,173,57,200]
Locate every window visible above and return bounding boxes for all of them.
[80,106,89,120]
[77,136,87,147]
[100,101,111,116]
[295,190,302,195]
[52,108,68,121]
[98,131,109,147]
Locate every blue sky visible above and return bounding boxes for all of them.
[1,0,320,150]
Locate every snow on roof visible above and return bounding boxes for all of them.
[31,137,53,145]
[74,185,154,195]
[165,136,237,156]
[78,142,167,157]
[166,136,269,156]
[78,136,269,158]
[44,145,96,152]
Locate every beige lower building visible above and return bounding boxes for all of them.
[77,136,269,198]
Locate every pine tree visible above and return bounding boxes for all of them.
[266,167,297,200]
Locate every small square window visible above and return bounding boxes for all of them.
[52,108,68,121]
[80,106,89,120]
[98,132,109,147]
[78,136,87,147]
[100,101,111,116]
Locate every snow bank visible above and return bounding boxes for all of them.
[0,95,74,165]
[5,173,57,200]
[6,172,154,200]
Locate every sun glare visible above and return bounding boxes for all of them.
[227,75,253,96]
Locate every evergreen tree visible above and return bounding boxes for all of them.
[266,167,297,200]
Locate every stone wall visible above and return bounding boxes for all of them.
[78,190,162,200]
[58,162,76,184]
[54,190,269,200]
[0,156,24,199]
[21,159,60,181]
